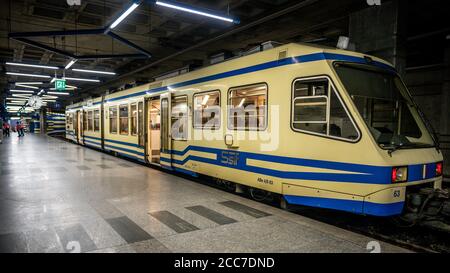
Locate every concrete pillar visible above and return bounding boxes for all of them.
[40,108,46,134]
[440,45,450,180]
[349,0,406,75]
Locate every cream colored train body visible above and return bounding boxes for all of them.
[66,43,444,216]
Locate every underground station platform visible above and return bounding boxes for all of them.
[0,135,410,253]
[1,0,450,266]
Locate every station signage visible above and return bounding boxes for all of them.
[55,79,66,91]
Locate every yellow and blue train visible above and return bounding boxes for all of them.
[66,43,444,217]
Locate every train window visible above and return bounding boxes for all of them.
[293,97,328,134]
[171,96,188,140]
[193,91,220,129]
[228,83,267,131]
[87,111,94,131]
[329,89,359,140]
[109,106,118,134]
[292,77,359,141]
[94,110,100,132]
[130,103,137,136]
[119,104,129,135]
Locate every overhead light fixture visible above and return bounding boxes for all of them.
[65,59,77,70]
[47,91,70,95]
[110,2,140,29]
[50,78,56,83]
[10,90,35,93]
[7,98,28,101]
[6,72,51,78]
[155,1,238,24]
[15,82,43,85]
[38,89,45,96]
[72,68,116,75]
[12,94,32,97]
[15,84,39,89]
[64,77,100,82]
[43,95,58,99]
[5,62,59,70]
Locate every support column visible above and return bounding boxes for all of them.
[440,45,450,180]
[349,0,406,75]
[40,108,46,134]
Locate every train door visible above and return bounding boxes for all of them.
[160,93,172,167]
[74,110,80,143]
[101,96,105,149]
[146,96,161,165]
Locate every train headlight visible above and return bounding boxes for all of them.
[436,162,443,177]
[391,167,408,183]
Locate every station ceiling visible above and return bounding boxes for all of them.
[0,0,448,107]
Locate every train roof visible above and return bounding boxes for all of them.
[67,42,394,108]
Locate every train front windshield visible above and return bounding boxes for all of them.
[334,63,435,150]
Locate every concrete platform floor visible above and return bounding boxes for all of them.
[0,134,410,253]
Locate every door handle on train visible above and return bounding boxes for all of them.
[224,134,233,147]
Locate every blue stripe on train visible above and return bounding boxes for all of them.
[284,195,404,216]
[80,136,437,185]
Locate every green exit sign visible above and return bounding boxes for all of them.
[55,79,66,91]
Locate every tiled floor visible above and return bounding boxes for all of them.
[0,134,410,253]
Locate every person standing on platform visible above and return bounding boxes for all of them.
[16,121,25,137]
[4,121,10,137]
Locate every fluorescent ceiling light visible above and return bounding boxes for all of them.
[110,2,140,29]
[6,62,59,70]
[64,77,100,82]
[47,92,69,95]
[6,72,51,78]
[12,94,32,97]
[65,59,77,70]
[72,68,116,75]
[7,98,28,101]
[156,1,236,23]
[50,78,56,83]
[43,95,58,99]
[10,90,35,93]
[15,84,39,89]
[15,82,43,85]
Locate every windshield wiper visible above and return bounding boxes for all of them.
[387,143,404,157]
[386,142,435,157]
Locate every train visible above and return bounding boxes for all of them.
[66,43,445,219]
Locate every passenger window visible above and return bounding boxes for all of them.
[130,103,137,136]
[94,110,100,132]
[119,104,129,135]
[292,78,359,141]
[109,106,118,134]
[228,83,267,130]
[194,91,220,129]
[171,96,188,140]
[87,111,93,131]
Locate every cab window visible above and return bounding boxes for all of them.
[292,77,359,141]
